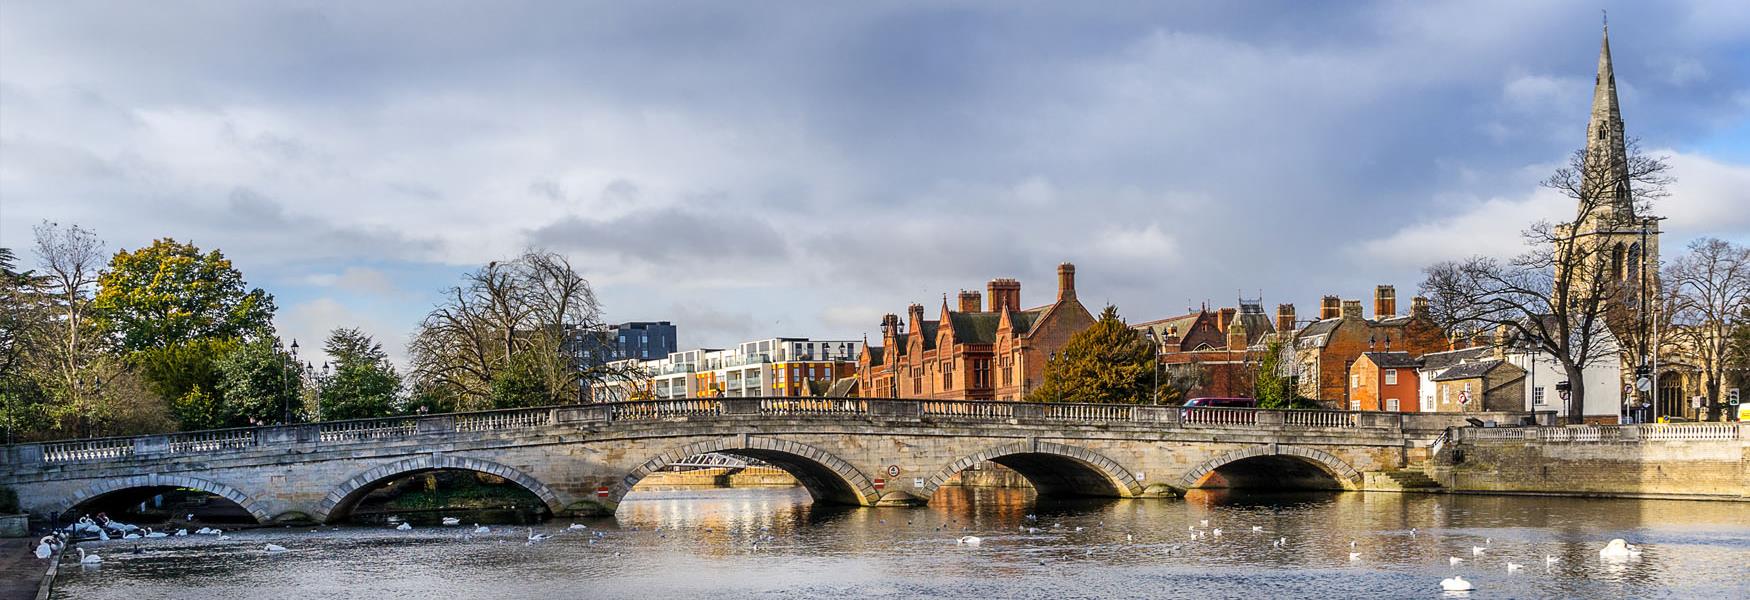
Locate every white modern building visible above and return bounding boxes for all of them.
[1416,333,1623,422]
[597,337,862,401]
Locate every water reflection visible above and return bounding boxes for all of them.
[50,487,1750,600]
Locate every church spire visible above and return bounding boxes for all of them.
[1582,12,1633,225]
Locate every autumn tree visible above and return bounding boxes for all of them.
[409,250,620,410]
[92,238,275,353]
[1663,238,1750,421]
[1027,305,1163,404]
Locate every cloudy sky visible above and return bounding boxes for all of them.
[3,1,1747,365]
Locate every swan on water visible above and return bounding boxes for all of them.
[265,544,288,553]
[1349,552,1361,561]
[1440,576,1474,592]
[76,548,102,564]
[527,529,551,542]
[1472,546,1486,556]
[957,536,981,546]
[1449,556,1464,565]
[1212,528,1222,537]
[122,533,140,540]
[217,535,231,541]
[441,517,461,526]
[144,529,168,538]
[395,522,413,531]
[568,523,587,531]
[1599,539,1641,559]
[1251,526,1264,532]
[1545,555,1559,565]
[173,529,187,536]
[1506,563,1524,573]
[97,529,109,541]
[473,524,490,534]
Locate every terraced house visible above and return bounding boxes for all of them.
[859,263,1096,401]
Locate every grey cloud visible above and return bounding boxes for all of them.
[527,204,791,266]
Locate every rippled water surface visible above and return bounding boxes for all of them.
[49,487,1750,599]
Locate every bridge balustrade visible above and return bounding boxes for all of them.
[1459,422,1746,443]
[610,399,722,420]
[453,408,553,432]
[167,429,259,453]
[40,438,135,463]
[1182,407,1257,426]
[1283,410,1361,428]
[320,418,418,442]
[1040,403,1133,422]
[919,400,1014,419]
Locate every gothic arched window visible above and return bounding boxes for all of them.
[1611,243,1626,280]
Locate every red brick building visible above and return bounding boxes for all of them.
[858,263,1096,400]
[1347,351,1422,412]
[1134,301,1275,398]
[1283,285,1450,408]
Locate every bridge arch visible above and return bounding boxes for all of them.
[612,436,879,508]
[64,474,271,523]
[1180,445,1362,490]
[919,441,1144,499]
[316,455,566,524]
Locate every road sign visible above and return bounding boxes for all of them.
[1635,377,1651,392]
[596,486,610,498]
[886,465,901,477]
[873,478,885,490]
[913,477,924,488]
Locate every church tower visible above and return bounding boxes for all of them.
[1557,19,1660,302]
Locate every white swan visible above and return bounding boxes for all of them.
[216,535,231,541]
[1449,556,1464,565]
[264,544,288,553]
[441,517,461,526]
[1545,555,1559,565]
[1506,563,1524,573]
[1599,539,1641,559]
[957,536,981,546]
[473,524,490,534]
[77,548,102,564]
[1440,576,1474,591]
[1471,546,1486,556]
[395,522,413,531]
[122,533,140,540]
[1212,528,1222,537]
[34,541,53,559]
[97,529,109,541]
[144,529,168,538]
[1349,552,1361,561]
[527,528,551,542]
[567,523,587,531]
[1251,526,1263,532]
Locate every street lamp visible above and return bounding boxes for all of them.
[286,339,300,424]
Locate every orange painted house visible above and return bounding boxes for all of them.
[1347,351,1422,412]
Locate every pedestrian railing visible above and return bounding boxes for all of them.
[1461,422,1745,443]
[8,397,1576,466]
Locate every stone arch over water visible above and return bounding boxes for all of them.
[64,474,271,523]
[612,436,879,508]
[920,441,1144,499]
[1181,445,1362,490]
[316,454,566,523]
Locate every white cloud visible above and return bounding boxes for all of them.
[1094,223,1179,262]
[275,298,409,369]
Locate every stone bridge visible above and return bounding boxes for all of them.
[0,398,1549,524]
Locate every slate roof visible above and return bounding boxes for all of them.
[1010,307,1049,336]
[1133,313,1201,341]
[1418,346,1489,372]
[947,312,1002,344]
[1431,359,1506,382]
[824,377,858,398]
[1231,311,1276,345]
[865,346,885,366]
[917,321,941,351]
[1363,351,1421,369]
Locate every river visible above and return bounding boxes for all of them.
[47,487,1750,599]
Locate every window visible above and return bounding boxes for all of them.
[1385,398,1399,412]
[1349,400,1360,411]
[1533,386,1547,405]
[1384,369,1398,385]
[1420,393,1436,413]
[1350,374,1359,389]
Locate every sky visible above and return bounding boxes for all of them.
[2,1,1747,367]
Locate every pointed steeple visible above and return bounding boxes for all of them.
[1581,14,1633,226]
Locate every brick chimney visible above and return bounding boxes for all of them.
[881,313,901,336]
[907,303,925,330]
[1217,307,1237,333]
[1320,295,1342,320]
[1056,262,1076,301]
[1277,304,1296,332]
[1341,299,1363,319]
[1411,296,1430,317]
[957,290,981,313]
[1226,316,1248,350]
[987,278,1021,313]
[1374,285,1397,319]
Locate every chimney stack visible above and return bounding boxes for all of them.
[1411,296,1430,317]
[1341,299,1363,319]
[987,278,1021,313]
[957,290,981,313]
[1277,304,1296,332]
[1056,262,1077,301]
[1217,307,1237,333]
[1374,285,1397,319]
[907,303,925,330]
[881,313,901,336]
[1320,295,1342,320]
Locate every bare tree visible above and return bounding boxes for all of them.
[1421,142,1671,423]
[1663,238,1750,420]
[31,222,108,432]
[409,250,629,409]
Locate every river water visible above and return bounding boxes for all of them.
[48,487,1750,599]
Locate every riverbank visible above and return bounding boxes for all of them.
[0,538,50,600]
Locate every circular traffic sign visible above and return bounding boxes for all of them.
[886,465,901,477]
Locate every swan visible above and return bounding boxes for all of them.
[1599,539,1641,559]
[473,524,490,534]
[1449,556,1464,565]
[1349,552,1362,561]
[144,529,168,538]
[76,548,102,564]
[97,529,109,541]
[216,535,231,541]
[1251,526,1263,532]
[441,517,461,526]
[568,523,587,531]
[1545,555,1559,565]
[1440,576,1474,592]
[1472,546,1486,556]
[1212,528,1222,537]
[527,529,551,542]
[395,522,413,531]
[264,544,288,553]
[186,514,194,522]
[957,536,981,546]
[1507,563,1524,573]
[122,533,140,540]
[1350,540,1357,549]
[1126,534,1134,544]
[173,529,187,536]
[1200,520,1209,527]
[34,541,53,559]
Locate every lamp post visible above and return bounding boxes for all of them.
[286,339,299,425]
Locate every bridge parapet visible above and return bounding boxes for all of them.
[2,398,1553,471]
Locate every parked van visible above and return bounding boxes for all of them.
[1181,397,1257,408]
